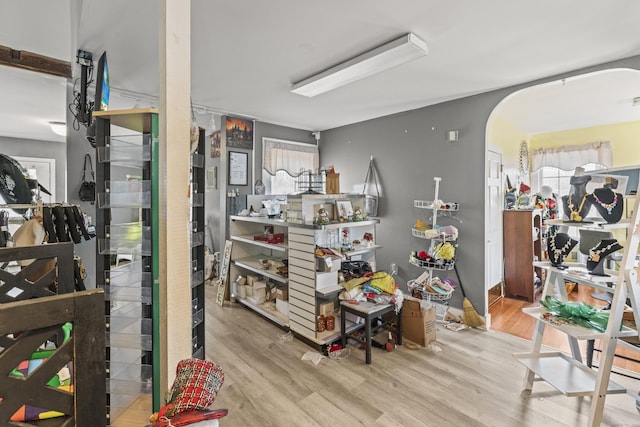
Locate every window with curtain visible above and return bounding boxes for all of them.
[530,141,612,194]
[262,137,319,194]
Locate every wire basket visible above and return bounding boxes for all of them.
[408,279,454,302]
[411,228,457,240]
[409,255,455,270]
[414,200,459,211]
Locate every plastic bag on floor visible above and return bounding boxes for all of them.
[302,351,325,365]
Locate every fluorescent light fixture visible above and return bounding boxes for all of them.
[49,121,67,136]
[291,33,428,97]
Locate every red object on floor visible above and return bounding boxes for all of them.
[148,409,228,427]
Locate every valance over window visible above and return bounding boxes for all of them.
[262,137,318,177]
[530,141,612,171]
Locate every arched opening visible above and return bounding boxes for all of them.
[485,68,640,346]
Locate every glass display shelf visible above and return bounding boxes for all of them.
[191,152,204,168]
[191,270,204,288]
[98,191,151,208]
[192,347,204,360]
[108,317,152,335]
[97,134,151,163]
[103,285,152,304]
[105,270,152,288]
[191,193,204,207]
[191,231,204,247]
[107,331,153,351]
[98,238,151,256]
[192,308,204,327]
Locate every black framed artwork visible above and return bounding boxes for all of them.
[228,151,248,186]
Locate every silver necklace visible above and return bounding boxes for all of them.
[589,240,621,262]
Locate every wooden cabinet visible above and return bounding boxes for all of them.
[503,209,543,302]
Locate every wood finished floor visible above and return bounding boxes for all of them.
[113,285,640,426]
[490,285,640,375]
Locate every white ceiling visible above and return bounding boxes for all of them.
[2,0,640,144]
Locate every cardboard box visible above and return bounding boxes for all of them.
[402,297,436,346]
[326,173,340,194]
[247,275,260,286]
[276,298,289,316]
[316,255,341,272]
[276,287,288,300]
[319,301,335,316]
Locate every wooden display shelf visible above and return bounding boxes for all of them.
[522,306,637,340]
[233,256,288,284]
[231,234,288,252]
[514,351,626,396]
[235,296,288,327]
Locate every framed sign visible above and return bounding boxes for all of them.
[228,151,248,186]
[216,240,233,306]
[226,116,253,149]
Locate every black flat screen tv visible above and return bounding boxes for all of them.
[94,51,109,112]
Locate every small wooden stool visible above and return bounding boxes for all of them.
[340,301,402,364]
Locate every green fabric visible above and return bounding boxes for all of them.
[540,296,610,332]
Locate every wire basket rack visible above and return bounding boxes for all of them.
[407,279,454,303]
[409,254,455,270]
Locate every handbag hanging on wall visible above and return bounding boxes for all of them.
[78,153,95,203]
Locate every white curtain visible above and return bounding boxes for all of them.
[530,141,612,171]
[263,137,318,177]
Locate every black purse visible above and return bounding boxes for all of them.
[78,153,95,203]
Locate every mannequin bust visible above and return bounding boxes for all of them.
[562,174,593,222]
[586,187,623,223]
[586,238,623,276]
[547,232,578,269]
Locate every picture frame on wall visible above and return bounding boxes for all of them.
[335,199,353,220]
[210,130,221,158]
[226,116,254,150]
[207,166,217,189]
[228,151,248,186]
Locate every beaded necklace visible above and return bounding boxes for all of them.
[589,240,621,262]
[568,194,587,221]
[593,192,618,215]
[549,233,573,261]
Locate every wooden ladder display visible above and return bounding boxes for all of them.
[514,178,640,426]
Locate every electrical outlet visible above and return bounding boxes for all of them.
[390,263,398,276]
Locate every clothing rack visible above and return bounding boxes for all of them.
[0,203,94,245]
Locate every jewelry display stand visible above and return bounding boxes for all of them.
[586,188,624,224]
[586,238,623,276]
[514,171,640,427]
[547,232,577,269]
[562,174,593,222]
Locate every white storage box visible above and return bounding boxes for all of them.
[316,271,338,290]
[247,294,265,305]
[276,298,289,316]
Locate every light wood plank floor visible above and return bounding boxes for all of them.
[114,285,640,426]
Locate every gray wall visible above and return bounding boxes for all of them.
[319,54,640,315]
[0,136,67,199]
[320,94,500,314]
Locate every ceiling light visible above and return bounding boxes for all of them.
[49,121,66,136]
[291,33,428,97]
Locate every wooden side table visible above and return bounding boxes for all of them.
[340,300,402,364]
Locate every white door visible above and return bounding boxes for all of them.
[13,156,55,203]
[486,150,503,294]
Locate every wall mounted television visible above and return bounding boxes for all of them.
[94,51,109,112]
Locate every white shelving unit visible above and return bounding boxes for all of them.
[409,177,458,305]
[514,179,640,426]
[229,212,381,349]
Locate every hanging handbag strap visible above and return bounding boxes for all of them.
[363,157,379,197]
[82,154,95,183]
